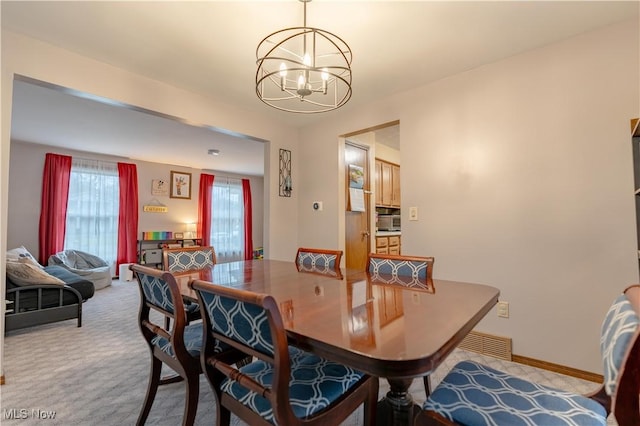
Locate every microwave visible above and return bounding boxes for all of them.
[378,215,401,231]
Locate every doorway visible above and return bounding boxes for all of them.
[343,120,400,270]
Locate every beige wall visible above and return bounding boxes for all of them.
[6,141,264,258]
[297,19,640,373]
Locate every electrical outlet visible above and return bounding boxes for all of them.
[497,301,509,318]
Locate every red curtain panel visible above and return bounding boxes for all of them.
[117,162,139,268]
[198,173,215,246]
[242,179,253,260]
[38,153,72,264]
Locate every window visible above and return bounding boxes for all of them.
[210,177,244,263]
[64,158,119,269]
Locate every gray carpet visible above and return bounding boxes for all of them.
[2,279,609,425]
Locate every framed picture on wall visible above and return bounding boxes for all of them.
[170,171,191,199]
[151,179,169,196]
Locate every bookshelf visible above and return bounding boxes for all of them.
[137,238,202,268]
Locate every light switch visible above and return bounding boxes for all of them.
[409,206,418,221]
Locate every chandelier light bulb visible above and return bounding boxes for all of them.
[321,68,329,94]
[279,63,288,77]
[279,63,288,90]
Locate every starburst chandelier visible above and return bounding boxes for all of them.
[256,0,352,113]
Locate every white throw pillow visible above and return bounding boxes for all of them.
[6,246,42,268]
[6,260,65,286]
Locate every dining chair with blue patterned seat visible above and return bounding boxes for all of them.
[295,247,343,278]
[366,253,435,394]
[190,278,379,426]
[415,284,640,426]
[163,245,217,273]
[130,264,244,426]
[162,246,217,328]
[366,253,434,282]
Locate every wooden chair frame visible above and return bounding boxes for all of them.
[415,284,640,426]
[190,279,378,426]
[131,264,201,426]
[295,247,343,278]
[161,246,217,329]
[366,253,435,394]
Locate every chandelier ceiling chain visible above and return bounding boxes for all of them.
[256,0,353,113]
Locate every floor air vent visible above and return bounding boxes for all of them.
[459,331,512,361]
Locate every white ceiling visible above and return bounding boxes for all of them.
[4,1,637,174]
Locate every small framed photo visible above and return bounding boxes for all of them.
[170,171,191,199]
[174,232,184,239]
[151,179,169,196]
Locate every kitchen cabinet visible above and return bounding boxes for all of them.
[376,234,401,255]
[375,158,400,208]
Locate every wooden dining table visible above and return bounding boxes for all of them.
[175,259,500,426]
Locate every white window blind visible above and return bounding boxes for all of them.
[64,158,119,271]
[210,177,244,263]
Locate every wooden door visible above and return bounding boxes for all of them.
[345,142,371,270]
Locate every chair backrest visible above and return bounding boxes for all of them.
[190,279,294,421]
[366,253,434,281]
[163,246,216,272]
[130,264,194,361]
[295,247,343,277]
[598,284,640,423]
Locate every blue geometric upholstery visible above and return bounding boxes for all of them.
[151,323,203,358]
[422,288,640,426]
[600,294,640,395]
[199,291,275,357]
[150,321,229,358]
[295,248,342,277]
[139,272,175,314]
[165,246,216,272]
[220,346,366,424]
[423,360,607,425]
[296,251,338,270]
[191,279,378,426]
[367,255,430,280]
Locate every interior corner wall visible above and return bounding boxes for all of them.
[6,141,265,258]
[298,19,640,373]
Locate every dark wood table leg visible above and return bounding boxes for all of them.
[376,378,421,426]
